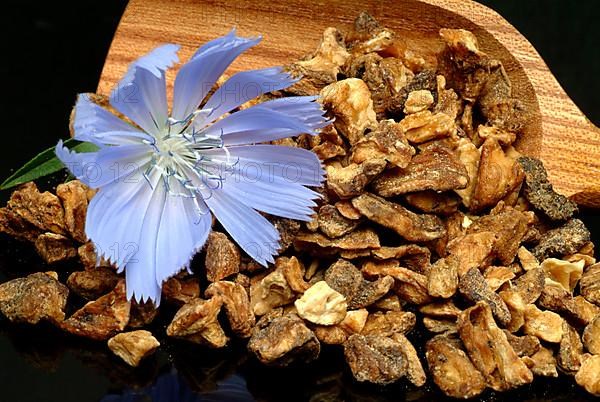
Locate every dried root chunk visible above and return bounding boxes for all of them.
[326,161,384,198]
[61,281,130,340]
[361,311,416,336]
[371,244,431,274]
[277,256,310,294]
[317,205,360,238]
[438,29,526,132]
[56,180,89,242]
[342,53,412,118]
[477,125,516,146]
[484,266,515,291]
[166,297,228,348]
[0,206,43,242]
[345,12,395,54]
[107,330,160,367]
[335,200,362,220]
[427,257,459,298]
[467,204,531,265]
[518,156,577,221]
[503,331,541,357]
[524,346,558,378]
[372,145,469,197]
[324,259,362,302]
[499,290,526,332]
[540,258,584,293]
[558,321,584,374]
[433,75,462,119]
[312,324,347,345]
[459,268,511,327]
[348,276,394,309]
[350,120,415,168]
[128,301,158,328]
[420,300,462,319]
[452,138,480,208]
[522,305,564,343]
[272,218,301,253]
[294,228,380,253]
[518,247,540,271]
[0,272,68,324]
[403,90,434,114]
[77,242,109,270]
[471,138,524,212]
[250,269,295,316]
[314,309,369,345]
[399,111,456,144]
[343,334,408,385]
[405,190,460,221]
[576,354,600,396]
[563,296,600,327]
[457,302,533,391]
[162,276,200,306]
[7,182,66,234]
[34,232,77,264]
[532,219,591,260]
[295,281,347,325]
[406,192,459,217]
[205,281,255,338]
[425,335,486,399]
[580,263,600,305]
[446,231,495,276]
[312,141,346,160]
[363,260,431,305]
[339,309,369,334]
[511,267,545,304]
[390,333,426,387]
[294,27,349,78]
[423,317,457,334]
[583,316,600,355]
[248,314,320,366]
[372,294,402,311]
[67,267,119,300]
[351,193,445,242]
[537,284,573,316]
[565,252,596,267]
[205,232,241,282]
[320,78,377,144]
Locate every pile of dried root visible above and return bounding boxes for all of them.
[1,12,599,399]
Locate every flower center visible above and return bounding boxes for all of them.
[141,116,235,202]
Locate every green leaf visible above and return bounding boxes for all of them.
[0,139,99,190]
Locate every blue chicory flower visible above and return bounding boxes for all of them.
[55,29,329,304]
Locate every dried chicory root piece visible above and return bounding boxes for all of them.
[107,330,160,367]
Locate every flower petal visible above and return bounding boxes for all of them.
[199,67,298,124]
[110,44,180,136]
[85,169,163,302]
[155,192,212,286]
[203,144,325,186]
[204,188,280,266]
[199,107,313,146]
[125,175,167,303]
[253,96,330,130]
[72,94,146,146]
[56,140,153,188]
[171,29,260,122]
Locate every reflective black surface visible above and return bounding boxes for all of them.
[1,1,600,401]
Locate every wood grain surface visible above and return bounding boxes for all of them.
[98,0,600,207]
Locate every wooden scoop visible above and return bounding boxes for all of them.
[98,0,600,207]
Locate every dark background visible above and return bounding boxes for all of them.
[0,1,599,401]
